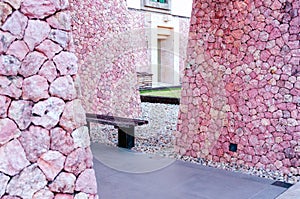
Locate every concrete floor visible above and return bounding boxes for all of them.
[92,143,288,199]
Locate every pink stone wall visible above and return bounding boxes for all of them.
[70,0,142,118]
[176,0,300,182]
[0,0,98,198]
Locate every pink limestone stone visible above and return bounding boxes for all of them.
[0,118,21,145]
[0,2,12,25]
[37,150,66,181]
[75,169,97,194]
[50,75,77,100]
[54,194,74,199]
[1,196,21,199]
[24,20,51,50]
[48,29,70,49]
[0,139,30,176]
[50,127,75,155]
[38,61,58,82]
[6,164,47,199]
[0,55,21,76]
[72,126,90,148]
[0,173,10,197]
[60,99,86,132]
[22,75,49,102]
[2,11,28,38]
[0,76,23,99]
[19,51,47,78]
[53,52,78,75]
[47,11,72,31]
[33,188,55,199]
[18,125,50,162]
[3,0,22,9]
[49,172,76,193]
[0,95,11,118]
[64,148,92,176]
[36,39,63,60]
[0,31,15,53]
[20,0,57,19]
[8,100,33,130]
[231,29,244,40]
[74,193,89,199]
[31,97,65,129]
[6,40,30,61]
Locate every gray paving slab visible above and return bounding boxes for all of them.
[92,143,288,199]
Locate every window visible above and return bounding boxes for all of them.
[144,0,171,10]
[151,0,167,3]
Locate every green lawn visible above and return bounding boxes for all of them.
[140,88,181,98]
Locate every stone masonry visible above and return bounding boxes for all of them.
[176,0,300,183]
[0,0,98,198]
[70,0,141,118]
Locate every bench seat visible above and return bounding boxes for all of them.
[86,113,148,149]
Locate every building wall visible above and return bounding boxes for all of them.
[0,0,97,198]
[127,8,191,85]
[176,0,300,183]
[70,0,141,118]
[127,0,193,17]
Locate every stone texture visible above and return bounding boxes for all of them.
[36,39,63,60]
[22,75,49,102]
[18,126,50,162]
[20,0,57,19]
[53,52,78,75]
[0,95,11,118]
[0,0,97,197]
[8,100,33,130]
[32,188,55,199]
[1,196,21,199]
[0,172,10,197]
[37,150,65,181]
[6,40,30,61]
[0,76,23,99]
[49,172,76,193]
[0,31,15,53]
[54,194,74,199]
[24,20,51,50]
[3,0,22,9]
[0,55,21,76]
[38,61,58,82]
[64,148,93,176]
[72,126,90,148]
[50,127,75,155]
[60,99,86,132]
[19,51,47,78]
[75,169,97,194]
[176,0,300,183]
[2,11,28,38]
[47,11,72,31]
[48,29,71,49]
[0,2,12,25]
[0,118,21,145]
[0,139,30,176]
[74,193,89,199]
[6,164,47,199]
[31,97,65,129]
[50,75,77,100]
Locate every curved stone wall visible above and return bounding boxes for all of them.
[0,0,98,198]
[176,0,299,183]
[70,0,141,118]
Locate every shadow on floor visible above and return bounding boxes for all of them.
[91,143,287,199]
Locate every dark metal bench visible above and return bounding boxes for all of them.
[86,113,148,149]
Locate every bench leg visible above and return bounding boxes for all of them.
[118,126,135,149]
